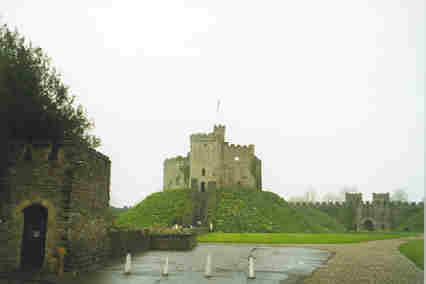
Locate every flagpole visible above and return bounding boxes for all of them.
[216,99,220,125]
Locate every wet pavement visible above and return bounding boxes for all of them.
[3,244,330,284]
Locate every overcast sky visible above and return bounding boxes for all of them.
[2,0,424,206]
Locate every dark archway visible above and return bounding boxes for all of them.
[20,204,48,270]
[363,219,374,231]
[200,182,205,192]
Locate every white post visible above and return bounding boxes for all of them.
[124,252,131,274]
[209,222,213,232]
[162,256,169,277]
[248,256,255,279]
[205,253,212,278]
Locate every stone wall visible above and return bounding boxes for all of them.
[288,195,424,231]
[163,156,189,190]
[108,230,150,257]
[0,140,112,273]
[150,234,197,250]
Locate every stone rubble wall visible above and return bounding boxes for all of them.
[0,140,112,273]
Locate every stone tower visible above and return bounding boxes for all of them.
[163,125,262,192]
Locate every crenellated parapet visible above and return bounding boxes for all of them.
[289,201,348,208]
[224,142,255,157]
[288,200,424,209]
[190,132,217,142]
[388,201,424,208]
[6,139,110,166]
[164,155,188,165]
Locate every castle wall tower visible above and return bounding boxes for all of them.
[189,126,224,192]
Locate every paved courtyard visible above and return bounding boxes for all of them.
[1,236,423,284]
[2,244,330,284]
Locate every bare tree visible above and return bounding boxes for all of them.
[322,192,340,202]
[287,196,307,203]
[304,186,318,203]
[391,188,408,202]
[338,186,358,202]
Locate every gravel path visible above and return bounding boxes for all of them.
[274,236,424,284]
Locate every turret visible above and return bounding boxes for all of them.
[373,193,390,206]
[213,125,225,142]
[345,193,363,206]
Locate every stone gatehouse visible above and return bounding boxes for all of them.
[163,125,262,192]
[0,139,111,273]
[290,192,424,231]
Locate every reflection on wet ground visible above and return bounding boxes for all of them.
[66,244,329,284]
[3,244,330,284]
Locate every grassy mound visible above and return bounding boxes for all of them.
[115,188,345,233]
[397,209,424,232]
[114,189,192,228]
[214,188,345,233]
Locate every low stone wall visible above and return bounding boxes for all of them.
[108,230,150,257]
[108,230,197,258]
[150,233,197,250]
[192,227,209,235]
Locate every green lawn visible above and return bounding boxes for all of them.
[398,239,424,270]
[198,232,421,244]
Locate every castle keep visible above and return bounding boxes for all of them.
[163,125,262,192]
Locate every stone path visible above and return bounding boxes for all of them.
[271,236,424,284]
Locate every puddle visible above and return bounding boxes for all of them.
[35,244,330,284]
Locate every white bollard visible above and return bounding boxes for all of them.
[124,252,132,274]
[162,256,169,277]
[205,253,212,278]
[248,256,255,279]
[209,222,213,232]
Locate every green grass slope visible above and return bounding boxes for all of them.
[214,188,345,233]
[115,188,345,233]
[115,189,192,228]
[397,209,424,232]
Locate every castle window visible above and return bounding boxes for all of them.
[200,182,206,192]
[202,168,206,176]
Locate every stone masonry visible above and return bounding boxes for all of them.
[290,192,424,231]
[163,125,262,192]
[0,139,112,273]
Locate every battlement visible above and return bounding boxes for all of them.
[190,132,217,142]
[214,124,225,131]
[164,155,188,165]
[6,139,110,165]
[372,193,390,204]
[288,200,424,209]
[224,142,255,156]
[289,201,346,208]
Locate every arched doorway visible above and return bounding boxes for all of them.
[200,182,206,192]
[363,219,374,231]
[20,204,48,270]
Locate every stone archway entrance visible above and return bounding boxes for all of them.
[363,219,374,231]
[20,204,48,270]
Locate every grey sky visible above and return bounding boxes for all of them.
[2,0,424,206]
